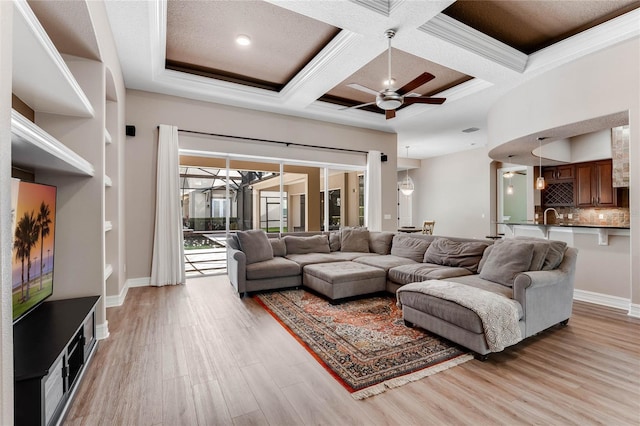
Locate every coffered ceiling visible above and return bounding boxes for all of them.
[32,0,640,159]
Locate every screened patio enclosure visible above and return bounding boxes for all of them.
[179,158,365,276]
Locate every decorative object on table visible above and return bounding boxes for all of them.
[422,220,435,235]
[255,289,471,399]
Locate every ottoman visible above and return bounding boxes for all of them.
[303,261,386,301]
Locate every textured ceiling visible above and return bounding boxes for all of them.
[166,0,339,91]
[100,1,639,159]
[443,0,640,54]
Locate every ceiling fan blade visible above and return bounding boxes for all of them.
[397,72,435,96]
[403,96,446,105]
[339,101,376,111]
[347,83,380,96]
[386,109,396,120]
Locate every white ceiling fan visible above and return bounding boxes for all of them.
[345,29,446,120]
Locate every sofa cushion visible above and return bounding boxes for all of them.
[515,237,567,270]
[390,235,431,262]
[326,252,378,262]
[388,263,473,285]
[246,257,301,280]
[369,232,394,255]
[353,254,416,272]
[341,227,370,253]
[329,232,341,252]
[479,240,534,287]
[269,238,286,257]
[237,230,274,265]
[285,253,344,268]
[423,238,489,273]
[477,245,493,274]
[283,234,330,254]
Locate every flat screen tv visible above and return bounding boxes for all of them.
[11,179,57,323]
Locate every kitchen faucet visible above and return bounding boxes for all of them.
[543,208,559,225]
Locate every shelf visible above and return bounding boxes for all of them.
[104,175,112,187]
[104,264,113,281]
[12,0,94,117]
[11,109,95,176]
[104,221,112,232]
[105,129,112,145]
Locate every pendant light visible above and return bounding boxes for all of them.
[536,138,546,190]
[399,145,415,196]
[504,172,514,195]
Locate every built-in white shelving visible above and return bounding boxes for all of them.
[11,109,94,176]
[12,0,94,118]
[104,175,112,187]
[105,129,112,145]
[104,221,112,232]
[104,264,113,281]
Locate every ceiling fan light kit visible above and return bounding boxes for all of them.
[345,29,447,119]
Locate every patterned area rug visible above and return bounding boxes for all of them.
[255,289,472,399]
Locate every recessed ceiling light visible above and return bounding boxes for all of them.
[236,34,251,46]
[462,127,480,133]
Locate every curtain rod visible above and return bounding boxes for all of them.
[158,126,370,155]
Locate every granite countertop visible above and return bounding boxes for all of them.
[496,221,630,230]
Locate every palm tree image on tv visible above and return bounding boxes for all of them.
[14,211,39,302]
[11,181,56,322]
[37,201,52,291]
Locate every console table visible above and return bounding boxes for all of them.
[14,296,100,426]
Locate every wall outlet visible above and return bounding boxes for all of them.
[558,214,563,219]
[599,214,605,219]
[384,214,391,220]
[535,213,539,219]
[568,213,573,219]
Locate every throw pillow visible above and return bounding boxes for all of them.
[341,227,370,253]
[423,238,490,273]
[515,237,567,270]
[477,244,494,274]
[237,230,274,265]
[329,232,341,252]
[479,240,535,286]
[269,238,286,257]
[390,234,431,262]
[283,235,330,254]
[369,232,394,255]
[489,239,549,271]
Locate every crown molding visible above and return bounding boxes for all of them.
[280,30,361,102]
[419,14,528,73]
[348,0,390,17]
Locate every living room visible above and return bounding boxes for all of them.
[1,0,639,424]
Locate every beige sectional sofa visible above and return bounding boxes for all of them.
[227,228,577,357]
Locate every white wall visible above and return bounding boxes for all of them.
[416,147,493,239]
[0,2,14,422]
[570,129,612,163]
[125,89,397,280]
[488,38,639,310]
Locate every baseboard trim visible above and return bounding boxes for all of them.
[127,277,150,288]
[628,303,640,318]
[573,289,630,311]
[96,320,110,340]
[105,283,129,308]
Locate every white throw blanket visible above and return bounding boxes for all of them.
[397,280,522,352]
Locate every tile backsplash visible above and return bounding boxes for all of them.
[534,206,630,227]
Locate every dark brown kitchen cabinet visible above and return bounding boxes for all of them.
[542,164,575,182]
[576,159,616,207]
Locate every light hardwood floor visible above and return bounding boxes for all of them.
[64,275,640,425]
